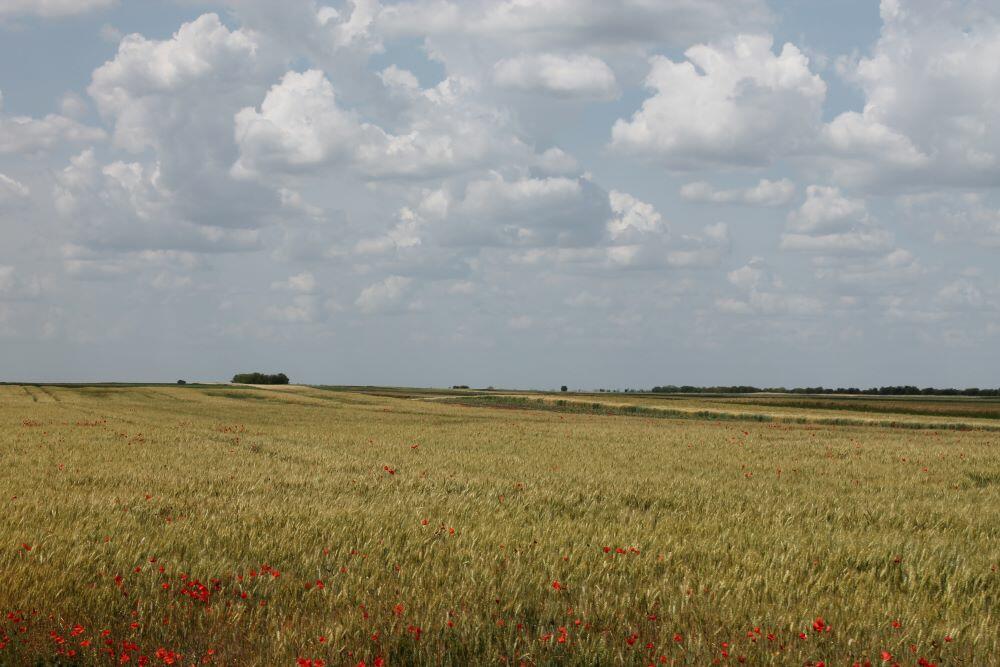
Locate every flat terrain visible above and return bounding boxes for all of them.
[1,385,998,666]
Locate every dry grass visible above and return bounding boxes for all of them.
[1,384,997,666]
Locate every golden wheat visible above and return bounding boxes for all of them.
[0,384,997,666]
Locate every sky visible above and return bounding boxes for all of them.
[0,0,998,389]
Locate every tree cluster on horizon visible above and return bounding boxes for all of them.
[232,372,289,385]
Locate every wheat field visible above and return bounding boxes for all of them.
[1,384,997,666]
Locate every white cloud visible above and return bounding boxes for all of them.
[897,191,1000,247]
[680,178,795,206]
[534,147,579,175]
[780,185,892,255]
[717,291,822,316]
[266,294,319,323]
[786,185,868,234]
[100,23,123,43]
[718,258,821,316]
[378,64,420,92]
[812,248,922,286]
[780,229,892,254]
[439,174,610,247]
[607,190,665,240]
[826,0,1000,187]
[566,291,610,308]
[727,257,775,291]
[58,93,89,118]
[0,90,105,154]
[937,280,984,309]
[494,53,617,99]
[354,206,424,256]
[665,223,729,269]
[53,149,261,254]
[272,272,317,293]
[610,34,825,168]
[89,14,261,153]
[233,69,362,176]
[822,111,928,168]
[84,13,284,238]
[356,275,413,314]
[0,0,116,18]
[235,68,533,181]
[378,0,772,57]
[0,172,30,207]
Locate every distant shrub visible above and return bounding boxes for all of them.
[560,386,568,392]
[452,385,470,389]
[176,380,187,385]
[232,372,290,385]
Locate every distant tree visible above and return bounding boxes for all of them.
[232,372,290,385]
[176,380,187,385]
[560,385,568,392]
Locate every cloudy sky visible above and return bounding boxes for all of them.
[0,0,997,388]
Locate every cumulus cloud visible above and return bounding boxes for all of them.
[434,174,611,248]
[0,0,116,18]
[0,90,105,154]
[266,295,320,323]
[356,275,413,314]
[355,207,423,255]
[610,35,825,168]
[786,185,869,234]
[0,172,30,207]
[89,13,261,153]
[717,257,822,315]
[272,272,317,293]
[379,0,772,57]
[665,223,730,269]
[897,191,1000,248]
[533,147,579,175]
[494,53,617,99]
[680,178,795,207]
[825,0,1000,188]
[812,248,922,287]
[937,279,985,309]
[85,13,284,237]
[53,149,261,254]
[233,69,362,176]
[235,68,532,181]
[780,185,892,255]
[607,190,665,240]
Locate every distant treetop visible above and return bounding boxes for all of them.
[232,372,289,385]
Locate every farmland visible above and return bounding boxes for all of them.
[1,384,998,666]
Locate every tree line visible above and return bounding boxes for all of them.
[648,385,1000,397]
[232,372,289,385]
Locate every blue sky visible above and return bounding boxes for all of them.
[1,0,998,389]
